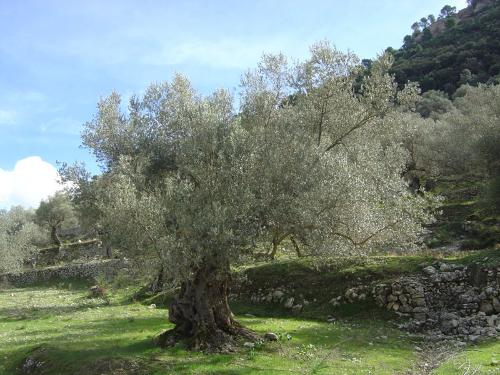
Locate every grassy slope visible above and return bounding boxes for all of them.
[1,249,499,374]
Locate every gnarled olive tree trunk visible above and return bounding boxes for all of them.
[155,258,258,352]
[51,225,62,247]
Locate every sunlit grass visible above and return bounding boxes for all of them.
[1,248,498,374]
[0,284,418,374]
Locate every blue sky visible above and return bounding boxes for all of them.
[0,0,466,208]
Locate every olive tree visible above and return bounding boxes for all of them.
[77,43,435,351]
[0,206,42,274]
[35,192,78,247]
[439,84,500,212]
[58,162,117,259]
[416,90,453,120]
[415,84,500,177]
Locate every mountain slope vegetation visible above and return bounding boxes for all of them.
[390,0,500,94]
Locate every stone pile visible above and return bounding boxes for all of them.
[236,259,499,342]
[372,262,500,342]
[372,278,428,320]
[248,288,311,313]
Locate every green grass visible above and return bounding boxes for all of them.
[434,340,500,374]
[2,249,499,374]
[0,283,420,375]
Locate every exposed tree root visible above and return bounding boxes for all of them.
[154,260,260,353]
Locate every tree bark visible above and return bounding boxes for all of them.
[269,238,279,259]
[51,226,62,247]
[155,258,258,352]
[150,265,165,294]
[105,244,112,259]
[290,236,303,257]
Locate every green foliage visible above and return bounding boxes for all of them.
[439,5,457,19]
[74,43,435,286]
[59,162,108,239]
[391,1,500,95]
[407,84,500,247]
[408,83,500,180]
[0,206,42,273]
[35,192,78,245]
[35,192,77,230]
[415,90,453,119]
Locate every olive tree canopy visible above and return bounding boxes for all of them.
[0,206,42,274]
[77,42,435,351]
[35,192,78,247]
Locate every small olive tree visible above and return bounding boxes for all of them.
[0,206,42,274]
[77,42,435,351]
[35,192,78,247]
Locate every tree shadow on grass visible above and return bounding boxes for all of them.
[0,299,112,322]
[3,310,417,375]
[232,299,396,323]
[6,329,287,375]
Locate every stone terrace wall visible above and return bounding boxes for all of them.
[238,260,500,343]
[35,240,106,267]
[0,259,130,287]
[366,262,499,342]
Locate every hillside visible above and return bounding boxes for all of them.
[389,0,500,94]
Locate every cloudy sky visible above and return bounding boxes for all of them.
[0,0,467,209]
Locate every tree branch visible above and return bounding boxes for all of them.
[324,112,376,152]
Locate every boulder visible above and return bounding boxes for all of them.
[492,297,500,313]
[284,297,294,309]
[264,332,279,341]
[272,290,284,301]
[422,266,437,276]
[480,301,494,314]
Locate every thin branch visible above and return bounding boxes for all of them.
[333,219,402,247]
[324,112,376,152]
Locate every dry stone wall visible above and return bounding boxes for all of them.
[35,240,106,267]
[239,261,500,342]
[0,259,129,287]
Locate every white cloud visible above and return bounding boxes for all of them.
[142,37,301,70]
[0,156,63,209]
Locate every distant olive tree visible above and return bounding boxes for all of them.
[411,22,421,34]
[420,17,429,29]
[439,5,457,19]
[409,84,500,185]
[35,192,78,247]
[59,162,116,259]
[74,42,435,351]
[440,84,499,175]
[416,90,453,119]
[453,84,500,214]
[0,206,42,274]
